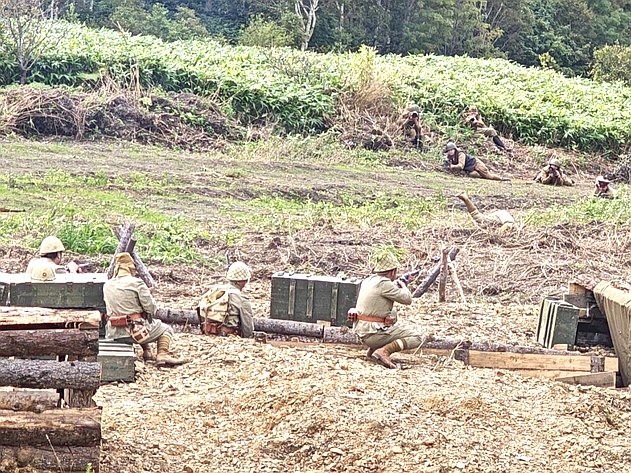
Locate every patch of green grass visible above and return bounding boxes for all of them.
[524,186,630,226]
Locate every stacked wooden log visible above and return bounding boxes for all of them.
[0,307,102,472]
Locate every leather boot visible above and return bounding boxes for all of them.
[141,344,155,362]
[371,340,405,369]
[155,335,187,367]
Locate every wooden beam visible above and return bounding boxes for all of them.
[0,329,98,357]
[0,445,100,472]
[0,309,100,331]
[556,371,617,388]
[468,351,593,371]
[605,357,619,372]
[0,360,101,390]
[412,247,459,298]
[0,408,101,446]
[0,389,59,412]
[513,369,594,380]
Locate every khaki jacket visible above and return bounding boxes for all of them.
[26,257,64,276]
[594,186,615,199]
[103,274,158,340]
[353,275,412,338]
[218,282,254,338]
[534,166,574,186]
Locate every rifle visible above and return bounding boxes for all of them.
[398,268,422,285]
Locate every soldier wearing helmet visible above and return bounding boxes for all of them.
[594,175,616,199]
[398,104,424,149]
[349,250,429,369]
[26,236,80,279]
[444,142,510,182]
[534,158,574,186]
[461,105,512,152]
[103,252,187,367]
[196,261,254,338]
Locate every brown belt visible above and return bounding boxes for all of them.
[356,314,394,326]
[201,321,239,336]
[109,313,143,327]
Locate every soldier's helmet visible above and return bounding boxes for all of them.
[31,266,55,282]
[227,261,251,282]
[548,158,562,168]
[444,142,458,153]
[370,252,399,273]
[38,236,65,256]
[407,105,421,117]
[596,175,610,184]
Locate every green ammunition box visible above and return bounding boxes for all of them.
[98,339,136,383]
[537,298,579,348]
[0,273,107,311]
[270,272,362,326]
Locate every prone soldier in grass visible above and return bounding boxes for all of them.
[104,252,187,367]
[349,252,429,369]
[594,176,616,199]
[462,105,511,152]
[455,191,515,233]
[197,261,254,338]
[444,142,510,182]
[534,158,574,186]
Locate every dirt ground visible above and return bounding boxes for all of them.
[1,138,630,472]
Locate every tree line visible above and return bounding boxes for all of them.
[3,0,631,79]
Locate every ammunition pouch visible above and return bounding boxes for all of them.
[201,320,239,337]
[108,313,143,328]
[356,314,395,326]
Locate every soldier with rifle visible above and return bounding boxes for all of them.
[398,105,424,149]
[26,236,81,279]
[444,142,510,182]
[348,252,429,369]
[594,175,616,199]
[461,105,512,152]
[534,158,574,186]
[104,252,187,367]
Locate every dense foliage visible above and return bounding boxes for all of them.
[2,23,631,153]
[59,0,631,77]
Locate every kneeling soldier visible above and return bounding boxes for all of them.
[197,261,254,338]
[350,252,427,369]
[103,252,187,367]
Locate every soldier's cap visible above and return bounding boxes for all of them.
[227,261,251,282]
[370,252,399,273]
[114,252,136,275]
[31,266,55,282]
[596,175,610,184]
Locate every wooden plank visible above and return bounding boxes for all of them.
[0,407,101,446]
[0,445,99,472]
[468,351,593,371]
[556,371,617,388]
[605,357,619,372]
[0,308,101,331]
[0,359,101,390]
[0,328,98,357]
[513,370,592,380]
[0,389,59,412]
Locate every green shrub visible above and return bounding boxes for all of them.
[591,45,631,86]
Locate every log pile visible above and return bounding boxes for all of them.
[0,307,102,472]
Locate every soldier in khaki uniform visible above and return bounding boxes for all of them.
[462,106,511,152]
[534,158,574,186]
[351,253,428,369]
[103,252,186,367]
[197,261,254,337]
[444,142,510,182]
[456,191,515,233]
[594,176,616,198]
[26,236,80,277]
[398,105,423,149]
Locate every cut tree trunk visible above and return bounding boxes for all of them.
[412,247,460,297]
[0,445,100,472]
[254,318,324,338]
[0,407,101,446]
[0,360,101,390]
[0,389,59,412]
[113,225,156,288]
[0,329,98,357]
[155,308,199,326]
[107,223,135,279]
[0,309,100,331]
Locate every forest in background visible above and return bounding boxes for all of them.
[46,0,631,77]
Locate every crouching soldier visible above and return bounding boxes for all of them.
[398,105,423,149]
[594,176,616,199]
[534,158,574,186]
[26,236,81,277]
[456,191,515,233]
[444,142,510,182]
[349,252,429,369]
[197,261,254,338]
[104,252,187,367]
